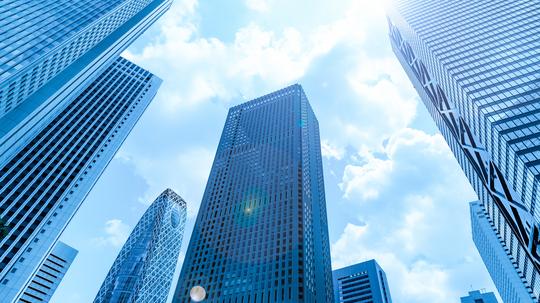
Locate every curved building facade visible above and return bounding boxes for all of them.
[94,189,187,303]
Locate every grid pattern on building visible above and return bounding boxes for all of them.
[337,273,373,303]
[173,84,334,302]
[387,0,540,300]
[0,57,160,299]
[18,241,77,303]
[0,0,170,118]
[94,189,187,303]
[470,201,531,302]
[460,289,499,303]
[333,260,392,303]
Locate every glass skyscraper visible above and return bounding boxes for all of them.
[0,0,171,164]
[470,201,531,302]
[332,260,392,303]
[94,189,187,303]
[172,84,334,302]
[0,57,162,301]
[0,1,170,301]
[19,241,78,303]
[388,0,540,301]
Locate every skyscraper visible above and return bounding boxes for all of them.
[0,1,171,300]
[333,260,392,303]
[19,241,78,303]
[0,0,172,163]
[460,289,499,303]
[388,0,540,301]
[173,84,334,302]
[0,57,162,301]
[94,189,187,303]
[470,201,531,301]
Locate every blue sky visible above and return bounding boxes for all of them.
[53,0,499,302]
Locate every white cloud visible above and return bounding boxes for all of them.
[93,219,130,248]
[339,128,456,202]
[331,127,493,303]
[340,157,392,200]
[245,0,270,12]
[321,140,345,160]
[332,223,452,302]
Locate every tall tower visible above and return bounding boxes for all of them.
[172,84,334,302]
[0,0,172,163]
[94,189,187,303]
[0,57,162,301]
[333,260,392,303]
[388,0,540,301]
[0,1,171,300]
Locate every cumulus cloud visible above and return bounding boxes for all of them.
[93,219,130,248]
[341,157,392,200]
[331,126,495,302]
[332,223,452,302]
[340,128,454,202]
[321,140,345,160]
[245,0,270,12]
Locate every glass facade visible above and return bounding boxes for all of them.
[172,84,334,302]
[0,0,172,119]
[460,290,498,303]
[0,0,171,168]
[470,201,532,302]
[94,189,187,303]
[388,0,540,301]
[19,241,78,303]
[0,57,162,301]
[333,260,392,303]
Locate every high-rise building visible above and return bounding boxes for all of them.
[333,260,392,303]
[460,289,499,303]
[0,0,172,163]
[0,0,171,300]
[0,57,162,301]
[19,241,78,303]
[172,84,334,302]
[388,0,540,301]
[470,201,530,301]
[94,189,187,303]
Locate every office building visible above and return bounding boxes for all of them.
[0,57,162,301]
[19,241,78,303]
[94,189,187,303]
[460,289,498,303]
[0,0,172,164]
[0,0,171,300]
[388,0,540,301]
[173,84,334,302]
[470,201,530,302]
[333,260,392,303]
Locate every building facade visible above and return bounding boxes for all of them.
[0,0,172,165]
[333,260,392,303]
[94,189,187,303]
[470,201,530,302]
[0,57,162,301]
[173,84,334,302]
[19,241,78,303]
[0,0,171,300]
[388,0,540,301]
[460,289,499,303]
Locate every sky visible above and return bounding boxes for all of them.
[53,0,500,302]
